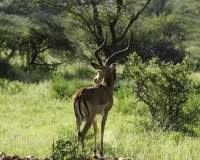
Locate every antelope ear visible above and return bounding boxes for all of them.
[91,62,102,70]
[110,63,116,72]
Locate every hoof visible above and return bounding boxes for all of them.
[92,154,105,159]
[93,151,98,158]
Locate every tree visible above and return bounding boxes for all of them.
[20,17,74,71]
[123,12,186,65]
[147,0,172,15]
[147,0,200,70]
[29,0,152,79]
[0,0,75,71]
[172,0,200,70]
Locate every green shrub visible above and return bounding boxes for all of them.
[114,87,135,114]
[115,87,132,99]
[0,78,25,94]
[50,129,94,160]
[51,75,92,99]
[0,58,18,80]
[0,78,8,89]
[51,136,78,160]
[0,58,12,79]
[128,52,200,131]
[74,67,95,79]
[169,131,183,145]
[7,80,24,94]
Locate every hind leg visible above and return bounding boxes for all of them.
[80,116,95,153]
[93,117,98,158]
[100,111,108,159]
[76,118,82,154]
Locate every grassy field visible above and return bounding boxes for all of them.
[1,65,200,159]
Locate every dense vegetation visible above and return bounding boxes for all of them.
[1,0,200,159]
[1,0,200,71]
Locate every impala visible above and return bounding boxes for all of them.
[72,33,131,159]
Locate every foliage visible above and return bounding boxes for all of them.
[73,68,96,80]
[172,0,200,62]
[21,19,73,70]
[30,0,151,59]
[128,52,200,130]
[0,0,75,71]
[51,75,92,100]
[131,13,186,63]
[1,0,200,72]
[51,136,78,160]
[147,0,173,15]
[0,79,25,94]
[0,58,15,79]
[114,87,135,114]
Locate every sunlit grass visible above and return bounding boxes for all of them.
[0,80,74,157]
[0,67,200,159]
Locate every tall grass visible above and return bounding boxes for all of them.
[0,65,200,159]
[0,80,73,157]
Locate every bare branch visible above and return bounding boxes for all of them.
[92,2,103,42]
[105,32,132,66]
[109,0,123,41]
[114,0,152,45]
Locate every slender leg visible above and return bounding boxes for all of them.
[93,117,98,158]
[100,112,108,159]
[81,117,95,153]
[76,118,81,154]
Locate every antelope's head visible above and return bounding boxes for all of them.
[92,63,116,85]
[92,32,132,85]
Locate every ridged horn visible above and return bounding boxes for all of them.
[93,32,107,66]
[105,32,132,66]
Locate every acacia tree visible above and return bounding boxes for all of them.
[0,0,75,71]
[30,0,152,79]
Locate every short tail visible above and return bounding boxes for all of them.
[74,91,89,123]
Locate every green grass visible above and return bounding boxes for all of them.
[0,72,200,159]
[0,80,74,157]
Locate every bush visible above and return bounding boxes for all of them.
[74,68,95,79]
[51,136,78,160]
[0,58,17,80]
[51,75,92,99]
[50,129,95,160]
[128,52,200,131]
[0,78,25,94]
[114,87,135,114]
[0,78,7,89]
[0,58,10,78]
